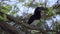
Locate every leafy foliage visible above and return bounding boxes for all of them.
[0,0,60,34]
[1,5,11,13]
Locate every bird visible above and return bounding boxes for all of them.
[27,7,48,25]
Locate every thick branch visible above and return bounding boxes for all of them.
[0,21,18,34]
[0,12,59,33]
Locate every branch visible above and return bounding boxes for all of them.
[0,21,18,34]
[0,12,59,33]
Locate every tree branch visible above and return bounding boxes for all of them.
[0,21,18,34]
[0,12,59,34]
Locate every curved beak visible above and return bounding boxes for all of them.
[39,7,49,11]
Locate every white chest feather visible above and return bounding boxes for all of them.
[30,20,40,26]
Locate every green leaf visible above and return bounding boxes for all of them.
[0,16,4,22]
[1,5,11,13]
[0,14,7,21]
[3,14,7,21]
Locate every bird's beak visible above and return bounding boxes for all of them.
[40,7,49,11]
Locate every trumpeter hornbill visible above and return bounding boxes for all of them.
[27,7,48,25]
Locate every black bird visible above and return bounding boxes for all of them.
[27,7,48,25]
